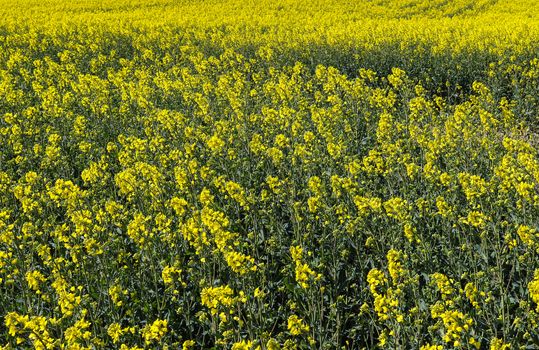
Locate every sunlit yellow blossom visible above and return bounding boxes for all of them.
[387,249,404,282]
[431,273,455,298]
[290,245,316,288]
[107,323,124,344]
[207,134,225,153]
[26,270,46,294]
[52,277,82,317]
[528,269,539,311]
[436,196,454,217]
[384,197,409,222]
[200,285,236,314]
[199,188,214,206]
[142,319,168,344]
[490,338,511,350]
[161,265,182,285]
[287,315,309,336]
[182,340,196,350]
[420,344,443,350]
[517,225,537,247]
[461,210,489,228]
[109,283,128,308]
[64,318,92,347]
[430,302,473,344]
[5,312,55,349]
[170,197,188,216]
[232,340,254,350]
[223,250,257,275]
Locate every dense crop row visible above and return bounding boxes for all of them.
[1,1,539,349]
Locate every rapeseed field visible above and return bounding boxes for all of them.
[2,0,539,349]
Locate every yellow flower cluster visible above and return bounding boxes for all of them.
[528,270,539,311]
[287,315,310,336]
[200,285,237,315]
[290,245,317,289]
[5,312,55,349]
[367,249,409,343]
[141,319,168,344]
[430,303,474,347]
